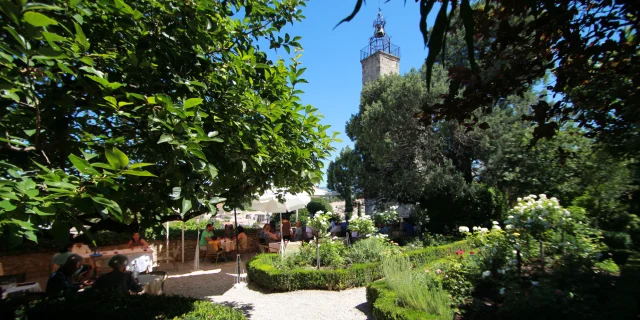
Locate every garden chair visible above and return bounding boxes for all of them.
[206,243,226,263]
[157,245,180,271]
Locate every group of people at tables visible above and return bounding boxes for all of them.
[258,217,344,244]
[259,216,417,243]
[46,232,150,297]
[198,224,248,255]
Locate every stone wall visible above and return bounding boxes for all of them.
[361,51,400,86]
[0,234,261,281]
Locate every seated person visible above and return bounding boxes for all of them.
[402,218,415,237]
[237,226,248,250]
[70,237,96,280]
[260,224,279,242]
[46,254,85,296]
[379,224,390,235]
[281,217,292,241]
[209,236,222,252]
[128,232,149,249]
[330,222,342,236]
[52,243,73,273]
[92,254,143,294]
[200,223,214,251]
[293,221,303,242]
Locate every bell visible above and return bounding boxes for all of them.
[375,26,385,38]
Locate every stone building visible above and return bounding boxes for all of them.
[360,9,401,215]
[360,9,400,86]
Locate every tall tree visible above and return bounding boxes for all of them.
[327,147,363,213]
[0,0,335,246]
[340,0,640,153]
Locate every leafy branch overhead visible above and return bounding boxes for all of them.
[0,0,335,246]
[341,0,640,151]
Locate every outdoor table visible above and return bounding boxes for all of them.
[79,248,155,272]
[138,274,163,295]
[1,282,42,299]
[219,239,236,253]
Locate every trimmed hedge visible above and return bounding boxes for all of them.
[403,240,471,264]
[366,280,440,320]
[0,290,245,320]
[247,254,382,291]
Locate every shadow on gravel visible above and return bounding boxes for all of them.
[355,302,374,319]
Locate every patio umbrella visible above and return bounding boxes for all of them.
[251,191,311,257]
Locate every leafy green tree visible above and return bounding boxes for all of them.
[306,198,332,216]
[0,0,334,246]
[327,147,362,213]
[340,0,639,152]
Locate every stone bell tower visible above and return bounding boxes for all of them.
[361,9,400,86]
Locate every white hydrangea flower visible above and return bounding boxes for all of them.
[458,226,470,233]
[480,227,489,233]
[492,225,501,230]
[508,215,514,219]
[492,221,499,225]
[505,224,514,229]
[482,271,491,278]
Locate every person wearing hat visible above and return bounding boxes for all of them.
[92,254,143,294]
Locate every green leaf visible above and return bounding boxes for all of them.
[181,198,192,214]
[334,0,363,29]
[128,163,154,169]
[34,206,56,216]
[425,0,449,90]
[189,149,206,160]
[208,164,218,179]
[87,75,109,87]
[80,149,98,161]
[24,231,38,243]
[184,98,203,108]
[157,133,173,144]
[92,163,113,170]
[44,181,76,189]
[73,21,89,50]
[22,3,64,12]
[91,196,122,214]
[0,200,17,211]
[11,218,35,230]
[57,62,75,75]
[105,146,128,169]
[69,154,101,176]
[23,11,58,27]
[121,170,156,177]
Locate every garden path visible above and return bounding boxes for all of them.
[162,259,373,319]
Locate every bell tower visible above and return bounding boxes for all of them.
[360,9,400,86]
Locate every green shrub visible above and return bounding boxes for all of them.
[602,231,632,249]
[366,280,441,320]
[346,236,401,264]
[403,240,472,265]
[307,198,332,215]
[1,290,245,320]
[247,253,382,291]
[595,258,620,274]
[381,255,454,319]
[610,249,633,265]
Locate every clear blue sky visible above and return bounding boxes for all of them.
[268,0,441,186]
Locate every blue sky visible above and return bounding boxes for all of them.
[267,0,441,186]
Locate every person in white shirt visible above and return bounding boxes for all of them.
[70,238,96,281]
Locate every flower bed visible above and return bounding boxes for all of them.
[403,240,472,264]
[366,280,442,320]
[246,253,382,291]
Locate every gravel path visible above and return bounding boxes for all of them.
[161,260,373,320]
[211,284,373,320]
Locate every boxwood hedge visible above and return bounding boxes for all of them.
[0,290,245,320]
[247,254,382,291]
[247,240,471,293]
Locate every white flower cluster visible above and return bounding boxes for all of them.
[505,194,570,234]
[459,226,490,233]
